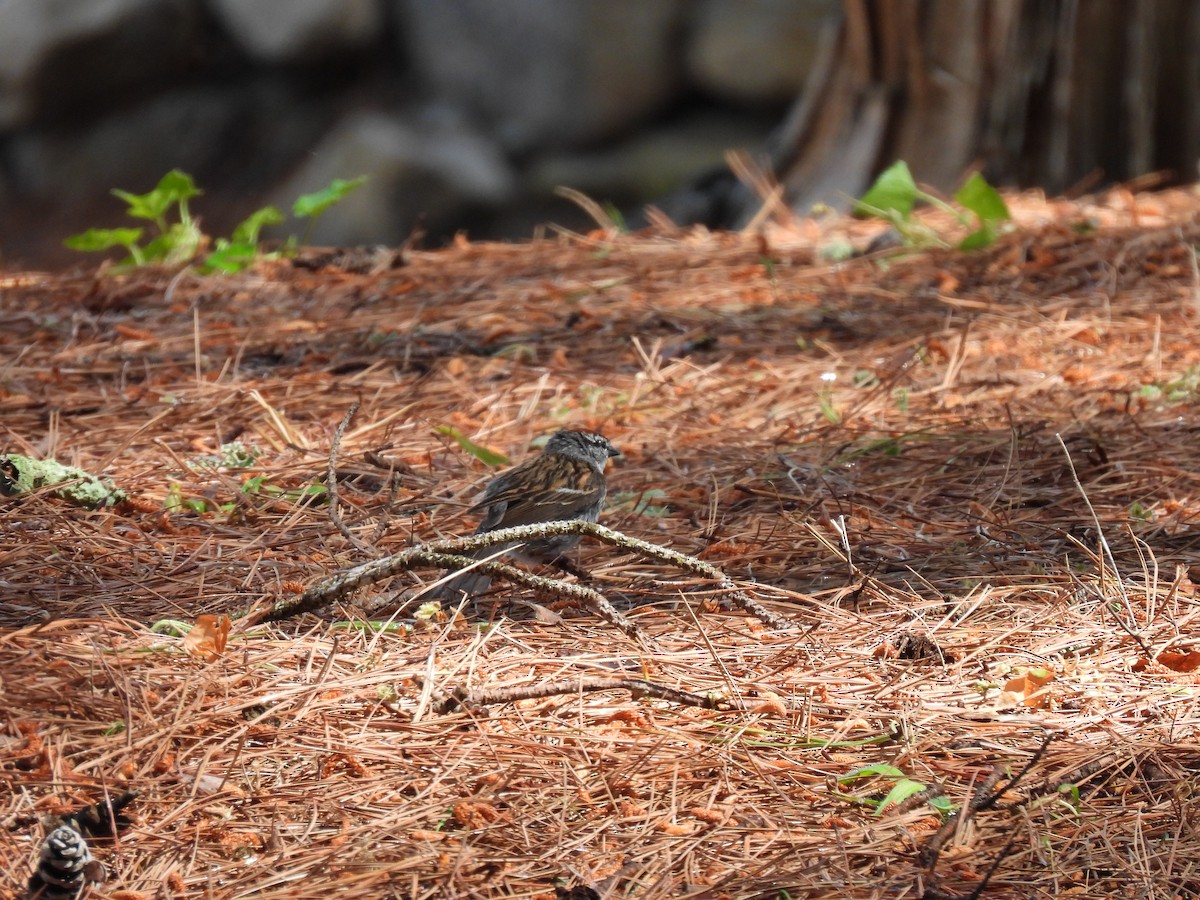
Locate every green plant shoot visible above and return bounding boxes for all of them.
[66,170,367,273]
[854,161,1011,250]
[292,175,368,245]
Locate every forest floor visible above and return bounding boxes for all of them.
[4,186,1200,899]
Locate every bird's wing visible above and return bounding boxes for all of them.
[472,457,604,530]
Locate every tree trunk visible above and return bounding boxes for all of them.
[667,0,1200,227]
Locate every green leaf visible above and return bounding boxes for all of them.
[217,442,259,467]
[201,240,259,274]
[112,188,170,221]
[292,176,368,219]
[278,483,328,503]
[230,205,284,244]
[957,223,997,251]
[113,169,201,221]
[156,168,202,202]
[839,764,907,784]
[241,475,268,495]
[856,161,918,219]
[954,173,1009,250]
[817,388,841,425]
[1057,782,1081,809]
[150,619,191,636]
[954,172,1010,223]
[928,794,954,814]
[142,221,203,265]
[172,221,205,262]
[435,426,510,466]
[877,778,927,814]
[64,227,144,252]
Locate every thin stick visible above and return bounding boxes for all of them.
[257,548,646,642]
[1055,432,1145,648]
[256,520,793,632]
[418,674,736,714]
[325,401,373,556]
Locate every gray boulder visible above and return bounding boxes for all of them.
[209,0,383,64]
[394,0,686,151]
[0,0,201,127]
[272,109,515,246]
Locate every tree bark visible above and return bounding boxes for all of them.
[665,0,1200,228]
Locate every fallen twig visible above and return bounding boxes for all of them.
[417,674,736,714]
[325,401,375,556]
[255,520,792,632]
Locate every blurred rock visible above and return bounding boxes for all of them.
[530,111,774,203]
[0,0,847,267]
[271,109,515,246]
[685,0,838,104]
[394,0,686,151]
[0,0,201,127]
[209,0,383,64]
[7,81,337,202]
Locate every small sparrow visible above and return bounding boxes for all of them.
[432,430,619,599]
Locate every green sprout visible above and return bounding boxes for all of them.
[855,161,1011,250]
[66,170,368,274]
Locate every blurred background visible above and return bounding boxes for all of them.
[2,0,1198,270]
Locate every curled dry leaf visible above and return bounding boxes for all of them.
[409,829,453,843]
[749,691,789,717]
[999,667,1055,709]
[183,614,231,660]
[1154,648,1200,673]
[452,801,510,829]
[687,805,730,824]
[657,820,696,835]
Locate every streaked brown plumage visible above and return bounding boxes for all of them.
[431,430,619,599]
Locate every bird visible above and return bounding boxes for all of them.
[430,430,619,599]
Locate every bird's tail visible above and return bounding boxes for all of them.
[423,544,513,601]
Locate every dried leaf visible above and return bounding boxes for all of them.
[183,614,230,660]
[999,667,1055,709]
[1156,649,1200,673]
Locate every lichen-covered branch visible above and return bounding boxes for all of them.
[416,674,737,714]
[256,519,792,633]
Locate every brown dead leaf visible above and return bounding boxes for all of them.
[937,272,960,293]
[183,614,230,660]
[749,691,788,717]
[999,667,1055,709]
[657,820,695,835]
[113,324,155,341]
[453,801,510,829]
[1155,648,1200,672]
[687,806,730,824]
[410,829,458,844]
[277,319,319,333]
